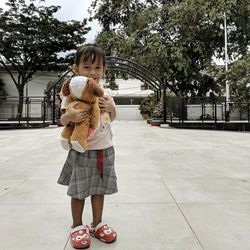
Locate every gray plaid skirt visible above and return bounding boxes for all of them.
[57,146,118,199]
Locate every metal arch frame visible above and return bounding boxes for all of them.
[108,65,160,90]
[53,57,166,91]
[52,56,169,124]
[106,56,163,91]
[108,65,162,109]
[105,57,170,123]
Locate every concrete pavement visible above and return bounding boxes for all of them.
[0,121,250,250]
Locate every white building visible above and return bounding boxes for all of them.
[108,79,154,120]
[0,70,59,97]
[0,70,153,120]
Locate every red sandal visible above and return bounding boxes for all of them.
[87,222,117,243]
[70,225,91,249]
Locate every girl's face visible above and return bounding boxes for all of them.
[72,58,105,84]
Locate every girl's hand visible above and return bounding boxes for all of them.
[98,96,115,112]
[68,108,90,124]
[60,103,90,126]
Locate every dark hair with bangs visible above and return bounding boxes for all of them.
[74,43,106,67]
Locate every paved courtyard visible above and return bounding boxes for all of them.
[0,121,250,250]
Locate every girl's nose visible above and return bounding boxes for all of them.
[89,68,96,75]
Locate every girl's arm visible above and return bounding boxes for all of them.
[108,101,116,122]
[60,107,90,126]
[60,111,72,126]
[98,96,116,122]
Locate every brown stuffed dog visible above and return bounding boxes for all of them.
[60,76,104,153]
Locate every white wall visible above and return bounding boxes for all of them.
[111,78,153,97]
[116,105,143,120]
[0,70,59,96]
[0,71,146,120]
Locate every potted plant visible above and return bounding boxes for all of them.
[151,96,164,126]
[139,94,156,120]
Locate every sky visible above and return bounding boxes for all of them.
[0,0,101,42]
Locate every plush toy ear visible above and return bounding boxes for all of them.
[61,77,72,96]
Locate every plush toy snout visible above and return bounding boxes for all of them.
[87,81,104,97]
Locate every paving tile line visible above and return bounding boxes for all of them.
[153,159,205,250]
[2,201,250,206]
[0,203,69,206]
[63,235,70,250]
[0,178,28,200]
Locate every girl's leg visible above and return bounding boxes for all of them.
[89,195,117,243]
[91,195,104,227]
[71,197,85,228]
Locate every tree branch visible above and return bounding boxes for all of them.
[0,57,19,88]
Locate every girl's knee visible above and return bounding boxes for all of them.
[71,197,85,202]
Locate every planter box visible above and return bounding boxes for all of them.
[150,119,163,126]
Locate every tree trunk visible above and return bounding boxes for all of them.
[17,86,24,121]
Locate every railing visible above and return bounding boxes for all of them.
[0,96,61,127]
[164,97,250,125]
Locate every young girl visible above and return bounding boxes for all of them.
[57,44,118,249]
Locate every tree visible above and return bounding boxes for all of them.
[90,0,249,97]
[219,53,250,102]
[0,78,8,101]
[89,0,145,57]
[0,0,90,118]
[226,0,250,58]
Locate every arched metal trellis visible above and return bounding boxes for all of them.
[52,56,168,124]
[106,56,163,91]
